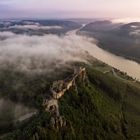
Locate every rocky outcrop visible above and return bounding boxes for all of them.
[50,116,66,129]
[51,67,88,99]
[42,67,88,129]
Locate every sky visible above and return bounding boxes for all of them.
[0,0,140,19]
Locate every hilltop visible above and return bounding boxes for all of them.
[1,61,140,140]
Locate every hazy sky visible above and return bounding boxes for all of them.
[0,0,140,19]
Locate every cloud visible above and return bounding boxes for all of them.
[0,31,97,73]
[1,0,140,19]
[0,0,17,5]
[0,98,36,124]
[8,25,62,30]
[112,17,140,23]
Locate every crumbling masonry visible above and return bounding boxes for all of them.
[42,67,88,129]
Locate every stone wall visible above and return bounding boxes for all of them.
[42,67,88,129]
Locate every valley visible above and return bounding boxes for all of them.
[0,19,140,140]
[1,0,140,139]
[79,20,140,63]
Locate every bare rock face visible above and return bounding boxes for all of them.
[42,98,59,116]
[50,67,88,99]
[32,132,39,140]
[49,116,67,129]
[50,117,55,128]
[42,67,88,130]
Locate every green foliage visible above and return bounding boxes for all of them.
[0,68,51,108]
[1,64,140,140]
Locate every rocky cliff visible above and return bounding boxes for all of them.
[42,67,88,129]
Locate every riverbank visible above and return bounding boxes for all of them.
[76,30,140,81]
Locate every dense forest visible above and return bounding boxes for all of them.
[1,62,140,140]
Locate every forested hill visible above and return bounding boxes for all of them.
[79,21,140,63]
[2,63,140,140]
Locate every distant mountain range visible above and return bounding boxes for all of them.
[0,20,81,36]
[1,18,140,62]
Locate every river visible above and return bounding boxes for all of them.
[68,25,140,81]
[85,43,140,81]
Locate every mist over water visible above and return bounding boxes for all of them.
[0,29,140,80]
[0,31,96,73]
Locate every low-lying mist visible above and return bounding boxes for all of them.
[0,31,98,132]
[0,31,97,73]
[0,98,36,131]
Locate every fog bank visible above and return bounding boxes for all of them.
[0,31,97,73]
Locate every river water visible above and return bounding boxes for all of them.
[86,43,140,81]
[68,26,140,81]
